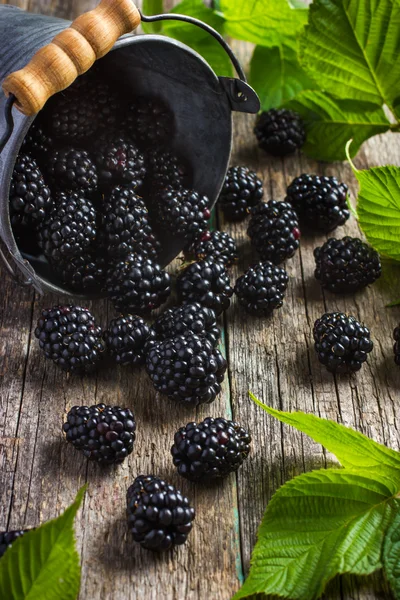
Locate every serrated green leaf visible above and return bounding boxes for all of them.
[250,395,400,478]
[347,157,400,262]
[0,486,86,600]
[142,0,164,33]
[249,44,316,110]
[299,0,400,115]
[383,504,400,599]
[285,90,390,161]
[218,0,308,50]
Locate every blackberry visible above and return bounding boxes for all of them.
[63,404,136,464]
[218,166,264,221]
[90,80,121,131]
[154,187,211,244]
[35,305,105,373]
[285,174,350,232]
[254,109,306,156]
[101,186,150,257]
[146,149,190,191]
[21,120,53,160]
[126,96,174,147]
[151,303,220,348]
[46,148,98,195]
[38,192,97,261]
[103,315,155,366]
[171,417,251,482]
[314,237,382,293]
[50,253,106,292]
[146,333,227,406]
[177,259,233,316]
[187,231,238,268]
[136,223,162,261]
[127,475,195,551]
[0,530,30,559]
[313,312,373,374]
[248,200,300,264]
[94,136,146,187]
[394,326,400,366]
[9,154,52,229]
[106,254,171,314]
[234,262,289,316]
[45,85,98,142]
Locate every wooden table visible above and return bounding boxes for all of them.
[1,1,400,598]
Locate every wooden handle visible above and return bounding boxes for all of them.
[2,0,141,116]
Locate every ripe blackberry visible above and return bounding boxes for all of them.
[254,109,306,156]
[218,166,264,221]
[38,192,97,261]
[187,230,238,268]
[171,417,251,482]
[394,327,400,366]
[177,259,233,316]
[285,174,349,232]
[63,404,136,464]
[101,186,150,257]
[50,253,106,292]
[154,187,211,244]
[103,315,155,366]
[313,312,373,374]
[314,237,382,293]
[9,154,52,229]
[35,305,105,373]
[94,136,146,187]
[127,475,195,551]
[146,333,227,406]
[46,148,98,195]
[0,530,30,559]
[136,223,162,261]
[45,86,98,142]
[146,149,190,191]
[21,120,53,160]
[90,80,121,131]
[234,262,289,316]
[106,254,171,314]
[126,96,174,147]
[248,200,300,264]
[151,303,220,348]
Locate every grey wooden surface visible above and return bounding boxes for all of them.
[1,1,400,599]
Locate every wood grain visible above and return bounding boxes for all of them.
[1,1,400,599]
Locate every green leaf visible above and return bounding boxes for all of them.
[0,486,86,600]
[218,0,308,50]
[233,468,397,600]
[346,151,400,262]
[142,0,164,33]
[249,44,316,110]
[250,394,400,478]
[285,90,390,161]
[299,0,400,115]
[383,504,400,599]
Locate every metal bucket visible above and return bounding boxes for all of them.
[0,2,259,296]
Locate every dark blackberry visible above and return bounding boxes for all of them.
[314,237,382,293]
[146,149,190,191]
[38,192,97,261]
[146,333,227,406]
[218,166,264,221]
[254,109,305,156]
[177,259,233,316]
[9,154,52,230]
[247,200,300,264]
[313,312,373,374]
[0,530,30,559]
[90,80,121,131]
[35,305,105,373]
[103,315,155,366]
[126,96,174,147]
[46,148,98,195]
[394,327,400,366]
[21,120,53,160]
[187,230,238,268]
[127,475,195,551]
[136,223,162,261]
[154,187,211,244]
[106,254,171,314]
[101,186,150,257]
[94,136,146,187]
[285,174,350,232]
[171,417,251,482]
[45,85,98,142]
[151,303,220,348]
[63,404,136,464]
[50,253,106,292]
[234,262,289,316]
